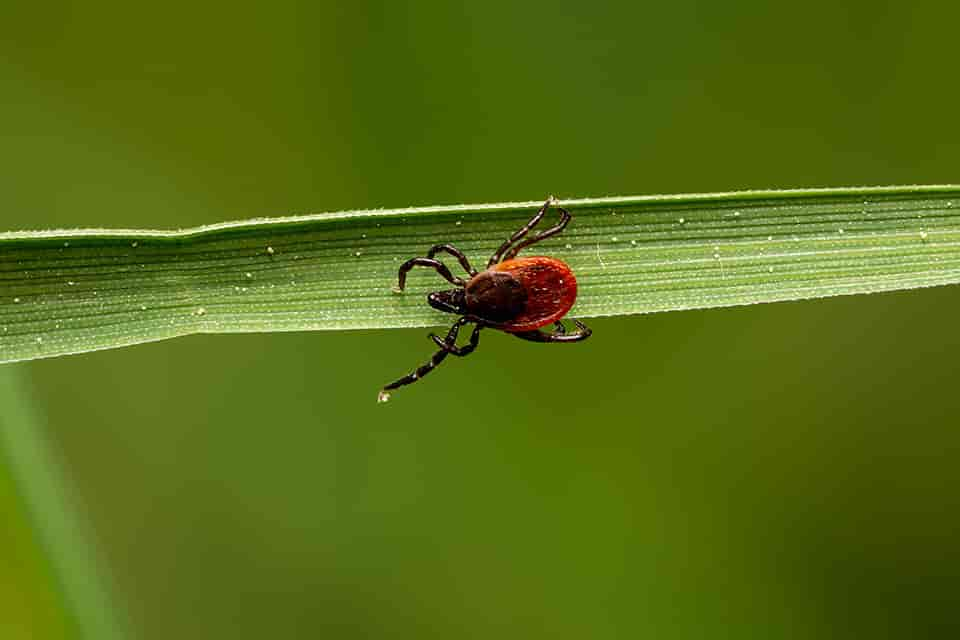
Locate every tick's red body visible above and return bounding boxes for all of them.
[486,257,577,332]
[380,197,591,402]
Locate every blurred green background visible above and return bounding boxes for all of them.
[2,1,960,638]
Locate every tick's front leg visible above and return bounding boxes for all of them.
[426,244,478,276]
[430,320,482,356]
[395,257,464,292]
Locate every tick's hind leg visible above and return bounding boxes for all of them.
[379,319,472,401]
[513,319,591,343]
[395,257,464,292]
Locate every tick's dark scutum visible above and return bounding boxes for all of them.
[464,271,527,323]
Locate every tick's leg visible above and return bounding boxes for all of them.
[502,206,571,261]
[396,257,465,292]
[552,320,567,335]
[513,319,591,343]
[379,347,450,396]
[428,317,466,352]
[430,320,482,356]
[427,244,477,276]
[487,196,557,267]
[380,319,466,396]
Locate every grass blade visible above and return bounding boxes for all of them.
[2,185,959,363]
[0,367,131,638]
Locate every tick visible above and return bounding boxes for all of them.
[379,197,591,402]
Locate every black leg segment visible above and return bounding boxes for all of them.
[513,319,591,343]
[502,207,571,261]
[396,257,465,292]
[379,319,480,401]
[488,196,563,267]
[430,319,482,355]
[427,244,477,276]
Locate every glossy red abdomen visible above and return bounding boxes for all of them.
[492,256,578,332]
